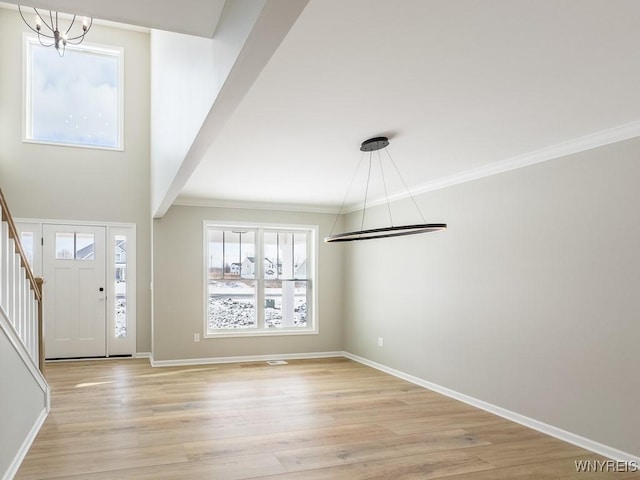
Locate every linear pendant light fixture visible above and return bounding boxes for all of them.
[325,136,447,243]
[18,4,92,57]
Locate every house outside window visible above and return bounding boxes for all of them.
[24,35,124,150]
[205,222,317,337]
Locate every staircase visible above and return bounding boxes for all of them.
[0,187,49,480]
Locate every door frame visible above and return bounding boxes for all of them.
[15,218,137,357]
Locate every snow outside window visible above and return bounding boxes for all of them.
[24,35,123,150]
[205,223,317,337]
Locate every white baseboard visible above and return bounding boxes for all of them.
[343,352,640,465]
[134,352,152,360]
[2,407,48,480]
[150,351,344,367]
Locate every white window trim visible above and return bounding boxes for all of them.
[22,33,125,151]
[107,226,136,355]
[203,220,319,339]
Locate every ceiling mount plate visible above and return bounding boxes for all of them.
[360,136,389,152]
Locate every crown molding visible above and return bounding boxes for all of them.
[342,119,640,213]
[173,196,340,214]
[176,120,640,216]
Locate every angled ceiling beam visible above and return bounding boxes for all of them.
[152,0,310,218]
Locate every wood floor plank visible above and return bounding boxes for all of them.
[22,430,140,459]
[274,429,491,472]
[15,444,189,479]
[380,411,509,435]
[465,436,591,468]
[461,420,548,444]
[136,412,339,447]
[15,357,623,480]
[328,399,477,423]
[261,449,496,480]
[58,453,287,480]
[183,423,395,461]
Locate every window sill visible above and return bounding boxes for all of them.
[204,328,318,339]
[22,138,124,152]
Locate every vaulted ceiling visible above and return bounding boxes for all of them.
[179,0,640,211]
[7,0,640,212]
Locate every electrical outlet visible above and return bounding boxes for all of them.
[377,337,384,347]
[194,333,200,342]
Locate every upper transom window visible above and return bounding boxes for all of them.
[24,35,123,150]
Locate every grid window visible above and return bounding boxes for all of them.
[206,223,316,336]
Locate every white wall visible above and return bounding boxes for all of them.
[150,30,217,215]
[343,137,640,457]
[0,8,152,353]
[152,205,344,361]
[150,0,267,216]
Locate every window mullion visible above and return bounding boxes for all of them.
[256,228,265,329]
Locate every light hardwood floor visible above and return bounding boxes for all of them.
[16,358,638,479]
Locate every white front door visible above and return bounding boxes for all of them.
[43,225,106,359]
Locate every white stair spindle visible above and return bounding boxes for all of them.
[1,222,9,312]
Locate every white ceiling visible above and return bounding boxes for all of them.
[6,0,640,212]
[0,0,225,37]
[179,0,640,211]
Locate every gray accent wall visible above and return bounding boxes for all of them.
[0,8,152,353]
[152,205,344,361]
[343,137,640,456]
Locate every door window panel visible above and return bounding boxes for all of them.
[75,233,95,260]
[56,232,95,260]
[55,232,74,259]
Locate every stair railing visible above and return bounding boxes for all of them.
[0,187,44,371]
